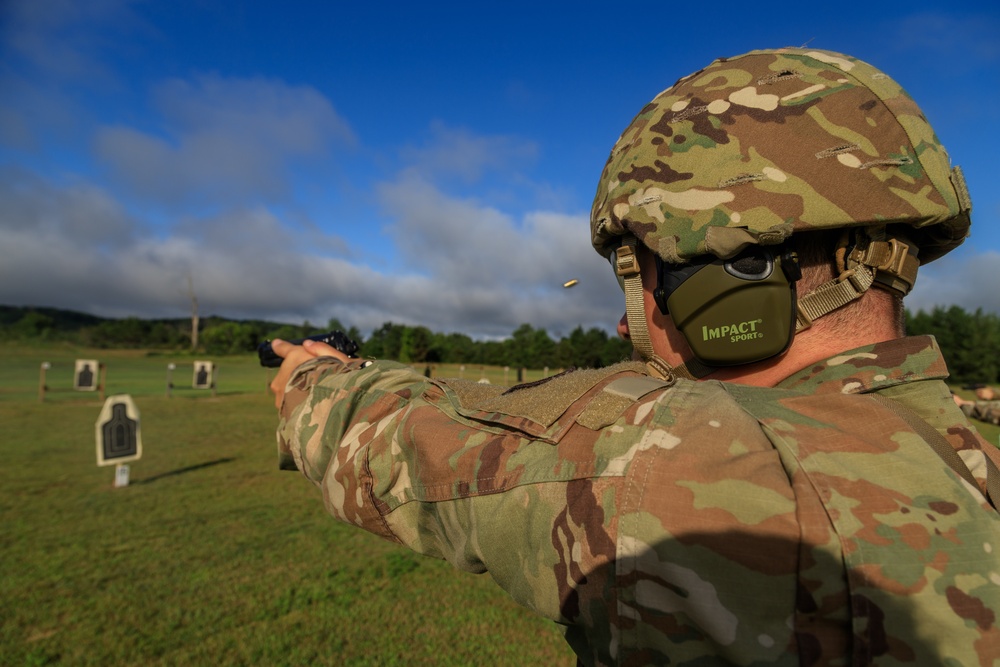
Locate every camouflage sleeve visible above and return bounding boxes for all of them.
[276,357,580,632]
[275,358,819,664]
[279,357,383,470]
[275,358,660,635]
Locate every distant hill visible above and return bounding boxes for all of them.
[0,305,289,333]
[0,305,108,331]
[0,305,308,354]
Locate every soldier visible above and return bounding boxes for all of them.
[955,386,1000,426]
[270,48,1000,665]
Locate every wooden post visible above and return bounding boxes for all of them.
[38,362,50,402]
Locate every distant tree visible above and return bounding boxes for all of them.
[906,306,1000,384]
[85,317,150,348]
[9,310,56,340]
[147,321,186,347]
[266,324,302,342]
[480,340,507,367]
[201,321,261,354]
[531,328,558,368]
[400,326,433,364]
[187,275,200,351]
[508,324,536,369]
[436,332,476,363]
[557,326,611,368]
[600,335,632,366]
[266,321,322,343]
[506,324,557,369]
[364,322,405,360]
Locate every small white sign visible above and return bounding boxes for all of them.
[114,464,131,488]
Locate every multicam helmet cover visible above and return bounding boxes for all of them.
[590,48,971,266]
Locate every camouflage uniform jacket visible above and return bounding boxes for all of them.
[277,335,1000,666]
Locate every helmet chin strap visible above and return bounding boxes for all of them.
[615,236,676,382]
[667,357,714,381]
[794,228,918,330]
[615,236,720,381]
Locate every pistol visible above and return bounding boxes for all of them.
[257,330,360,368]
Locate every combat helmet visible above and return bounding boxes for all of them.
[591,47,972,380]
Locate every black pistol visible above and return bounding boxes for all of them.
[257,331,360,368]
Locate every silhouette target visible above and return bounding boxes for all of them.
[102,402,138,460]
[95,394,142,466]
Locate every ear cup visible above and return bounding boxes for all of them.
[662,251,797,366]
[654,259,706,315]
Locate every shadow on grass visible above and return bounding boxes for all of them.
[135,457,236,484]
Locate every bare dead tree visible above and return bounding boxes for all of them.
[187,274,199,351]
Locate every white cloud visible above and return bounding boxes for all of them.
[95,74,355,206]
[0,0,143,84]
[0,166,624,338]
[375,170,622,336]
[399,121,537,182]
[152,76,354,152]
[0,168,136,245]
[906,249,1000,315]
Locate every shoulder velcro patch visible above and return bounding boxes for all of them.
[577,375,674,430]
[604,376,674,401]
[440,361,650,441]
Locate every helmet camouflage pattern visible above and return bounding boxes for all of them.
[590,48,972,265]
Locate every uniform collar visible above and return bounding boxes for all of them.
[776,335,949,395]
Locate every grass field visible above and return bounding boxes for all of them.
[0,344,574,666]
[2,343,998,666]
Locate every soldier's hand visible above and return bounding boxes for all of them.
[269,338,350,409]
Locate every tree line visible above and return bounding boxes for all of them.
[3,304,997,381]
[0,306,631,370]
[905,306,1000,386]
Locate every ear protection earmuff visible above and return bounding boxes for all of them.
[654,248,800,366]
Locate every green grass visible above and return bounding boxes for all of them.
[0,344,574,666]
[0,343,274,403]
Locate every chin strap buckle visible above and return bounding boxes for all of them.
[615,244,640,280]
[849,236,919,295]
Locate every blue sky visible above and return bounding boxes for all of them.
[1,0,998,339]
